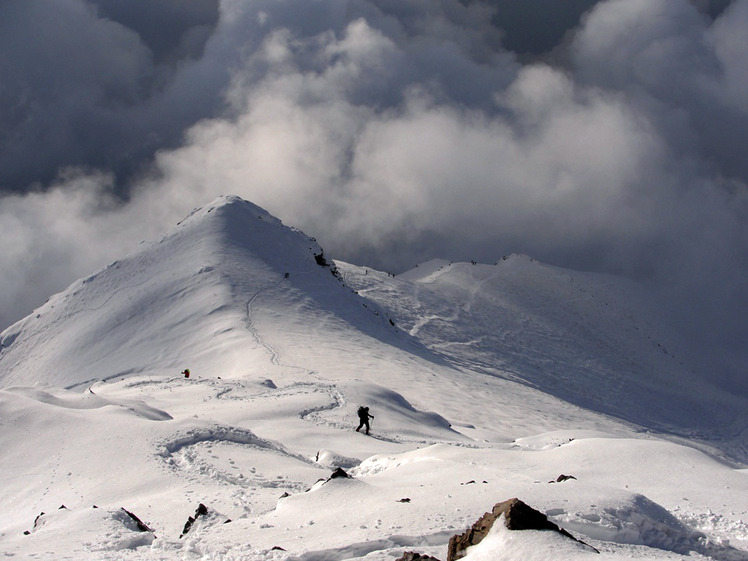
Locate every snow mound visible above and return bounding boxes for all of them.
[552,490,702,551]
[461,517,596,561]
[5,385,173,420]
[314,449,361,469]
[21,507,156,553]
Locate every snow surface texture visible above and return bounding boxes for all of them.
[0,195,746,560]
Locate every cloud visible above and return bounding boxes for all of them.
[0,0,222,192]
[0,0,747,389]
[88,0,219,64]
[0,171,145,328]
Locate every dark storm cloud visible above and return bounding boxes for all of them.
[0,0,222,193]
[1,0,747,391]
[471,0,599,54]
[467,0,732,54]
[89,0,219,64]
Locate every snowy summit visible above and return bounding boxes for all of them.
[0,195,746,560]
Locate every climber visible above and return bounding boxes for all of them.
[356,406,374,435]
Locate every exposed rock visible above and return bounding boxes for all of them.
[447,498,597,560]
[551,474,577,483]
[396,552,441,561]
[180,503,208,538]
[314,448,361,469]
[179,503,231,538]
[23,512,45,536]
[330,467,350,479]
[304,466,355,493]
[121,507,155,534]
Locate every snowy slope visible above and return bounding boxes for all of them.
[0,196,746,561]
[0,196,404,389]
[338,258,748,460]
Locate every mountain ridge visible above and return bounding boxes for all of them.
[2,195,748,560]
[0,195,405,389]
[340,255,748,457]
[2,194,746,460]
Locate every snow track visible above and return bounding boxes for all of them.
[244,277,288,367]
[159,426,312,464]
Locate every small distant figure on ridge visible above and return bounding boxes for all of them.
[182,368,190,378]
[356,406,374,435]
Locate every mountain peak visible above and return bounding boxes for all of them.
[0,196,396,389]
[177,195,278,228]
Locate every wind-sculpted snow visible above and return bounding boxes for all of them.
[285,530,456,561]
[4,386,172,420]
[551,490,706,551]
[314,449,361,470]
[20,507,156,553]
[549,490,748,561]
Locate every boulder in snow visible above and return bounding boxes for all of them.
[179,503,231,538]
[446,498,596,560]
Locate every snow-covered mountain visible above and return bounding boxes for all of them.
[0,195,403,389]
[339,257,748,457]
[0,195,746,561]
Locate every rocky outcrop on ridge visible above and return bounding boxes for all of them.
[446,498,598,560]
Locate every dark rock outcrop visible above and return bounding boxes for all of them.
[23,511,46,535]
[121,507,155,534]
[551,474,577,483]
[180,503,209,538]
[330,467,350,479]
[447,498,597,560]
[179,503,231,538]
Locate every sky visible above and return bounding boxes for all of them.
[0,0,746,384]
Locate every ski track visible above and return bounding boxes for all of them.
[407,267,498,340]
[239,276,362,434]
[244,277,287,367]
[239,282,435,446]
[157,426,318,515]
